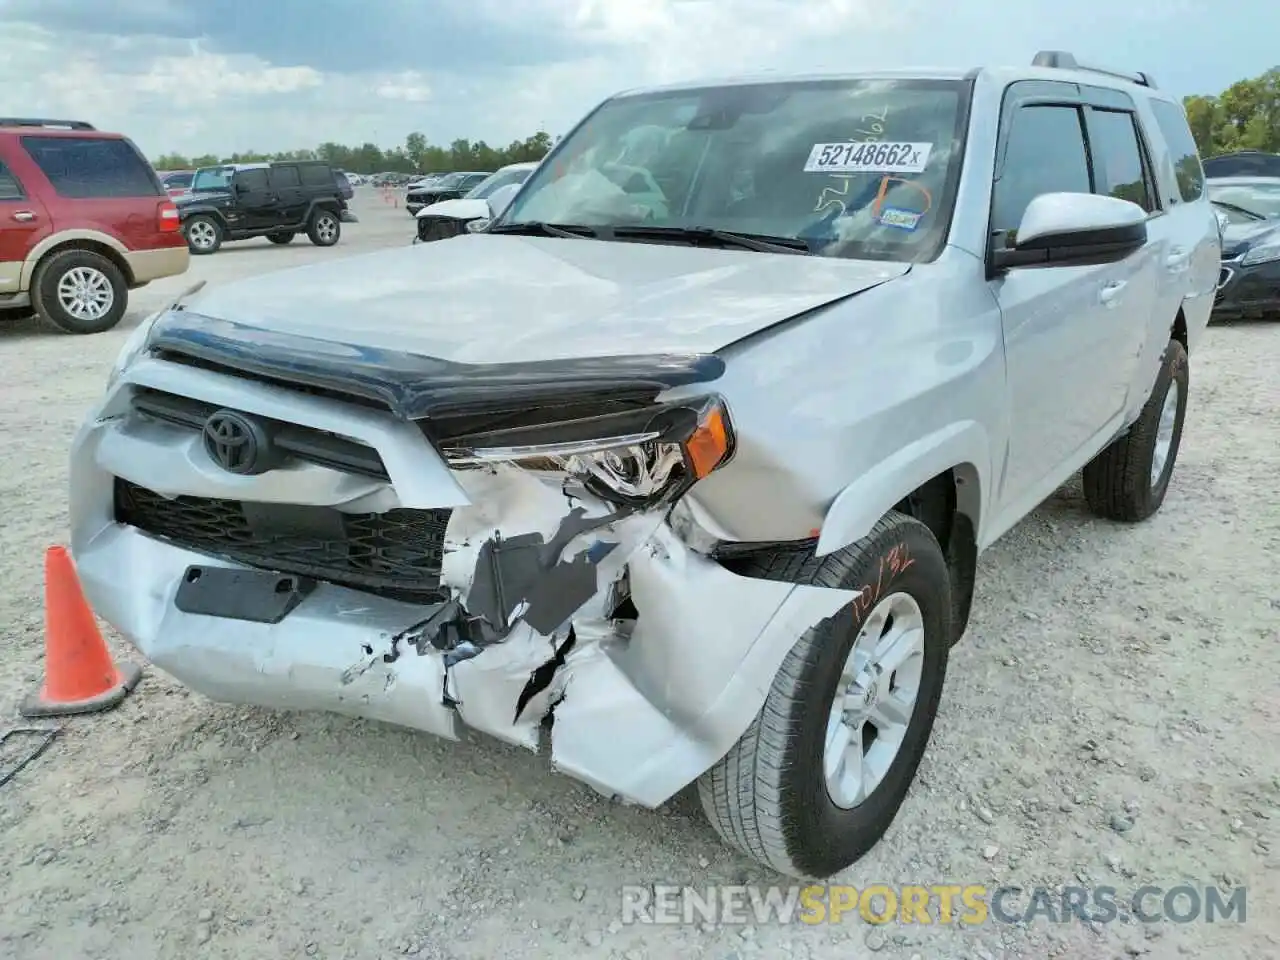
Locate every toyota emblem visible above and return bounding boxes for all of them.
[202,410,267,474]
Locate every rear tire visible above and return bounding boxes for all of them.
[267,231,295,245]
[1082,339,1188,522]
[31,249,128,334]
[183,215,223,255]
[697,512,951,878]
[307,209,341,247]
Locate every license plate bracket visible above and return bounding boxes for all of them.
[174,565,315,624]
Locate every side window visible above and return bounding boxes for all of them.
[1086,109,1154,212]
[0,159,24,201]
[235,168,269,192]
[992,105,1092,238]
[269,166,300,189]
[1149,100,1205,202]
[299,164,332,187]
[20,136,162,198]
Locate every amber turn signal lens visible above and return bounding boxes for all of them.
[683,404,731,479]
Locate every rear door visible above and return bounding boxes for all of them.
[268,165,308,225]
[0,149,50,299]
[1143,99,1220,339]
[17,134,166,252]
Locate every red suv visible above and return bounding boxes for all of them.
[0,118,189,333]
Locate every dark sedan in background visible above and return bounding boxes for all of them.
[1210,176,1280,322]
[405,171,491,215]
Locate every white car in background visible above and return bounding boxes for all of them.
[414,162,538,242]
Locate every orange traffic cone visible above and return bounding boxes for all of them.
[20,546,142,718]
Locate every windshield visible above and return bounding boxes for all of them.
[499,78,968,260]
[191,166,235,192]
[466,167,532,200]
[430,173,466,189]
[1208,179,1280,221]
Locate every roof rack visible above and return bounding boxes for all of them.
[1031,51,1157,89]
[0,118,96,130]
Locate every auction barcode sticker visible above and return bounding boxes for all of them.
[804,141,933,174]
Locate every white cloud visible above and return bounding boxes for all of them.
[375,72,433,104]
[0,1,1275,160]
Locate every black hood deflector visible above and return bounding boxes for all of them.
[146,311,726,420]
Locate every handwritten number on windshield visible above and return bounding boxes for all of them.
[814,105,889,215]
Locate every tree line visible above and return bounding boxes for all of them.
[150,67,1280,174]
[152,131,556,174]
[1181,67,1279,157]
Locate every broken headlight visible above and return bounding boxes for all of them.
[440,396,735,506]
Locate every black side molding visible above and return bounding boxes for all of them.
[146,312,726,420]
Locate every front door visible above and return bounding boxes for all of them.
[987,88,1159,512]
[232,168,278,230]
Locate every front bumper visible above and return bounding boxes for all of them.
[1212,257,1280,321]
[70,359,855,806]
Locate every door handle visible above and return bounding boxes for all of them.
[10,210,36,222]
[1099,280,1126,307]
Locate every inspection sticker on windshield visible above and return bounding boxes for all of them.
[876,207,923,231]
[804,141,933,174]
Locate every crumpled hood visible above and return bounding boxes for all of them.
[177,234,908,364]
[416,198,488,221]
[1221,219,1280,259]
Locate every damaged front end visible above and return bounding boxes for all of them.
[70,314,858,806]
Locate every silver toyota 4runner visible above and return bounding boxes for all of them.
[71,52,1219,878]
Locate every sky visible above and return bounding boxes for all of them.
[1,0,1276,159]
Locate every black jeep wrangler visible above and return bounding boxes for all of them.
[177,160,356,255]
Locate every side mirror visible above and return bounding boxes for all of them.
[466,218,490,233]
[486,183,521,219]
[994,193,1147,270]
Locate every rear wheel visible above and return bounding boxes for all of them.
[267,231,295,245]
[184,215,223,255]
[1082,338,1189,522]
[307,209,341,247]
[31,249,128,334]
[697,512,951,878]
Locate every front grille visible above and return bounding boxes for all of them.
[115,479,451,603]
[417,215,469,243]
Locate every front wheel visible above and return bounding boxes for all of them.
[697,512,951,879]
[307,209,341,247]
[184,215,223,255]
[31,249,128,334]
[1082,338,1189,522]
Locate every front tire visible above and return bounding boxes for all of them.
[1082,338,1189,522]
[307,209,341,246]
[697,512,951,878]
[31,249,128,334]
[184,215,223,255]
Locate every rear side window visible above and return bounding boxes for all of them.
[0,160,24,200]
[270,166,301,188]
[299,164,332,186]
[20,136,161,199]
[1085,109,1155,212]
[236,168,269,191]
[993,105,1092,236]
[1149,100,1206,201]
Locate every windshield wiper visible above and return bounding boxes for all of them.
[1211,200,1266,221]
[486,221,593,239]
[608,225,809,255]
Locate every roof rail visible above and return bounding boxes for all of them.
[1031,51,1157,89]
[0,117,96,130]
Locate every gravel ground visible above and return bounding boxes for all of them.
[1,193,1277,960]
